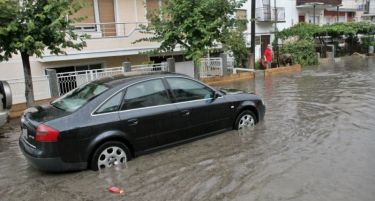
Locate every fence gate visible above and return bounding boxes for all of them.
[56,67,124,96]
[200,58,223,78]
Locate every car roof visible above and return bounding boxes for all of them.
[93,72,190,87]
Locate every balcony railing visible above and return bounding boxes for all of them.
[73,22,148,39]
[296,0,342,6]
[255,7,285,22]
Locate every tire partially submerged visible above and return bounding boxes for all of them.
[234,110,257,130]
[90,141,131,171]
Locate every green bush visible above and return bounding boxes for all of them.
[280,40,318,67]
[255,60,262,70]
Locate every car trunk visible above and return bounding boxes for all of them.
[21,105,70,148]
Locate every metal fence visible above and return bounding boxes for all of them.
[132,63,169,73]
[6,76,51,104]
[200,58,223,78]
[56,63,169,96]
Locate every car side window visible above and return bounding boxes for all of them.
[166,77,214,102]
[122,79,171,110]
[95,92,124,114]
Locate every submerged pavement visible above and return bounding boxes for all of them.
[1,56,375,201]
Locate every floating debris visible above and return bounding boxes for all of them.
[108,186,125,194]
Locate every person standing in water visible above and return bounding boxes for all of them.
[263,44,273,69]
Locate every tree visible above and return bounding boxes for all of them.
[221,18,248,68]
[135,0,246,78]
[0,0,88,107]
[277,22,375,59]
[0,0,18,27]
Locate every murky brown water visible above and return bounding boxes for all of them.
[1,56,375,201]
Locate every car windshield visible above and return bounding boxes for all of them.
[51,82,109,112]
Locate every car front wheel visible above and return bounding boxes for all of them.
[90,141,131,171]
[234,110,257,130]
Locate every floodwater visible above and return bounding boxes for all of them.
[1,56,375,201]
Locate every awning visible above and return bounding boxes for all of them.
[38,46,160,62]
[297,0,342,6]
[362,14,375,17]
[325,7,357,12]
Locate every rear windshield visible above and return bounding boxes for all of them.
[51,83,109,112]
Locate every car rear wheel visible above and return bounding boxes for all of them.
[90,141,131,171]
[234,110,257,130]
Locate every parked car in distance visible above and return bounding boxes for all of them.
[0,81,12,128]
[19,73,266,172]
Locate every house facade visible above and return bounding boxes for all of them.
[362,0,375,21]
[240,0,364,61]
[295,0,367,25]
[242,0,297,60]
[0,0,172,81]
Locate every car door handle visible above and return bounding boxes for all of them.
[128,119,138,126]
[181,110,190,116]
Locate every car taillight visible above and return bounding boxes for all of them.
[35,124,59,142]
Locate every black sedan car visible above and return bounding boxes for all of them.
[19,73,265,172]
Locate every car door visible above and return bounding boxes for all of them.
[118,79,181,152]
[165,77,232,139]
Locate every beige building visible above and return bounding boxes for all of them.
[0,0,172,80]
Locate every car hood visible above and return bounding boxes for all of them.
[24,105,70,123]
[219,88,249,95]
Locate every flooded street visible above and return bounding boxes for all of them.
[1,56,375,201]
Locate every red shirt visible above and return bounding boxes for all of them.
[264,48,273,62]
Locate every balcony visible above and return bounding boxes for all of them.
[73,22,148,39]
[39,22,160,62]
[255,7,286,22]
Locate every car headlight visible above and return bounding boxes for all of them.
[260,99,265,106]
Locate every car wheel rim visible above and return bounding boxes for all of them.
[238,114,255,129]
[97,146,127,170]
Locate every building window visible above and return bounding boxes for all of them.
[69,0,95,24]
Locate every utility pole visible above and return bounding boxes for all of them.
[336,4,342,22]
[251,0,256,69]
[313,4,316,25]
[274,0,279,67]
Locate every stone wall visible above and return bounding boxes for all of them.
[202,72,254,85]
[264,64,302,76]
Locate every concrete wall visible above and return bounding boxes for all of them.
[0,55,44,79]
[175,61,195,78]
[8,77,51,104]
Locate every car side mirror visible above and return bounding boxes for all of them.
[213,91,221,99]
